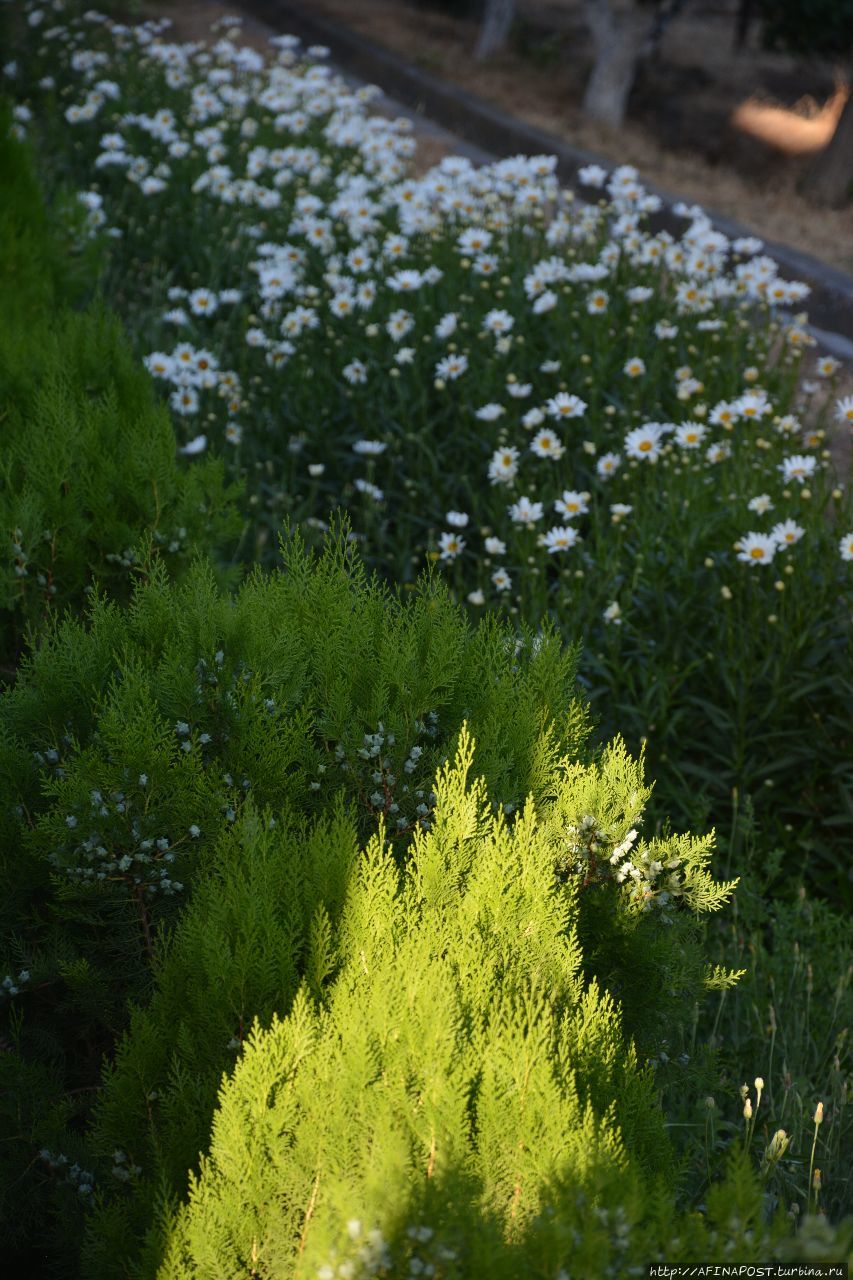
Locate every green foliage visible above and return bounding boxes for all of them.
[152,737,784,1280]
[83,804,360,1277]
[9,5,853,901]
[0,119,241,669]
[2,11,850,1277]
[0,532,586,1266]
[84,720,740,1277]
[700,882,852,1223]
[0,99,98,323]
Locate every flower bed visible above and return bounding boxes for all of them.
[10,2,852,887]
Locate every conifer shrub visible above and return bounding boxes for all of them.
[145,734,786,1280]
[0,119,241,670]
[82,722,740,1277]
[0,532,587,1263]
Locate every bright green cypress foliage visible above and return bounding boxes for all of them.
[154,731,762,1280]
[82,804,360,1276]
[0,119,241,669]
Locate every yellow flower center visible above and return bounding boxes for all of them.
[750,547,765,559]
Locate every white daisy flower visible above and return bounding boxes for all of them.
[435,353,468,380]
[778,454,817,484]
[488,447,520,485]
[624,423,665,460]
[476,403,506,421]
[508,496,544,525]
[522,407,546,430]
[736,532,776,566]
[709,401,739,428]
[596,451,621,480]
[530,428,565,459]
[170,387,199,416]
[438,531,465,560]
[483,308,514,335]
[578,164,608,187]
[705,442,731,464]
[545,392,586,420]
[674,422,707,449]
[770,519,804,548]
[736,390,771,421]
[188,288,218,315]
[541,525,580,554]
[180,434,208,456]
[554,490,590,519]
[457,227,492,255]
[835,395,853,425]
[354,478,383,501]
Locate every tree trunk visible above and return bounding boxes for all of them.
[807,88,853,207]
[733,0,755,52]
[473,0,515,61]
[581,0,659,130]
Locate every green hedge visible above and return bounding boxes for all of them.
[0,114,240,670]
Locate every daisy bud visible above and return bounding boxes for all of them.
[814,1101,824,1126]
[764,1129,789,1164]
[754,1077,764,1096]
[743,1097,753,1120]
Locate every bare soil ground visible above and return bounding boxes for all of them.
[294,0,853,274]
